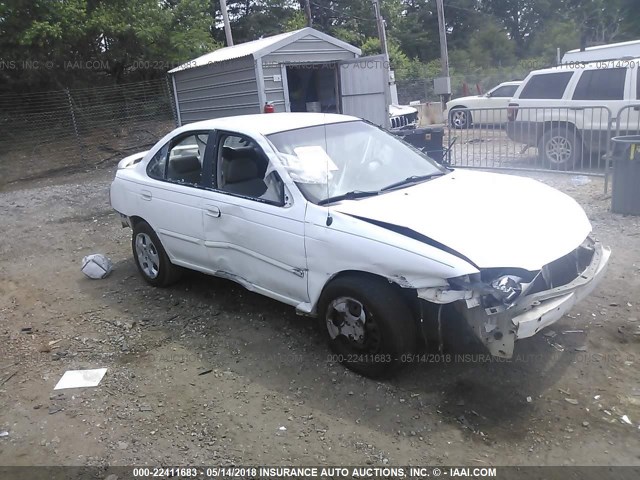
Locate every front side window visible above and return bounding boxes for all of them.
[267,120,447,204]
[573,68,626,100]
[216,134,284,205]
[490,85,518,97]
[520,72,573,99]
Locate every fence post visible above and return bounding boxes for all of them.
[165,76,179,127]
[65,88,85,161]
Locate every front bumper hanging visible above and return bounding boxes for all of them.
[456,241,610,358]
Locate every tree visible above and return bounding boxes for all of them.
[477,0,556,56]
[210,0,300,45]
[468,21,516,68]
[564,0,625,47]
[0,0,219,91]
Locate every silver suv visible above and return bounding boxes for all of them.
[507,60,640,167]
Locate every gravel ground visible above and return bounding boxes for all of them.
[0,165,639,468]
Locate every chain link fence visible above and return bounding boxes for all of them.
[0,78,177,187]
[396,71,528,105]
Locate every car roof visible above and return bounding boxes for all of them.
[497,81,522,86]
[181,113,360,136]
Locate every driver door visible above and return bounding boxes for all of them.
[483,84,519,124]
[199,131,309,306]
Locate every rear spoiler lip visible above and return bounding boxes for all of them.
[117,151,149,169]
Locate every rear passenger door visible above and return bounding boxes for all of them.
[199,131,308,305]
[140,130,213,269]
[570,66,630,157]
[618,66,640,136]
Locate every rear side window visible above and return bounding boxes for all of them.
[147,143,169,180]
[573,68,626,100]
[519,72,573,99]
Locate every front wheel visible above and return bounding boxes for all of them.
[132,221,182,287]
[318,275,417,378]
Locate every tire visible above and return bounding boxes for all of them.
[131,221,182,287]
[538,126,582,168]
[449,108,471,129]
[318,275,418,378]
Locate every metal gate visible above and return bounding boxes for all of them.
[446,105,613,171]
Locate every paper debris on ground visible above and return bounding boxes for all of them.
[81,254,113,279]
[54,368,107,390]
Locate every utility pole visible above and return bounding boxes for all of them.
[435,0,451,106]
[371,0,388,57]
[220,0,234,46]
[304,0,313,27]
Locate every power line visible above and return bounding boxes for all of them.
[310,2,376,23]
[445,3,498,19]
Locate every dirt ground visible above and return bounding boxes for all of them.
[0,164,639,469]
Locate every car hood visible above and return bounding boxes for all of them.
[446,95,485,106]
[334,169,592,271]
[389,104,418,116]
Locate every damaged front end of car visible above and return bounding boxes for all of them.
[417,237,610,358]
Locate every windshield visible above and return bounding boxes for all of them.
[267,120,447,204]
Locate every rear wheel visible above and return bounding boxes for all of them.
[132,221,182,287]
[318,275,417,378]
[450,108,472,129]
[538,126,582,168]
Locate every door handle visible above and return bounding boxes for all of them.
[140,190,152,201]
[205,205,221,218]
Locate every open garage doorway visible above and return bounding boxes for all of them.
[285,64,339,113]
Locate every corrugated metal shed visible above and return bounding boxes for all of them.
[169,28,360,73]
[169,28,389,127]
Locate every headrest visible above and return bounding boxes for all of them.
[222,146,255,160]
[226,157,258,183]
[170,155,201,174]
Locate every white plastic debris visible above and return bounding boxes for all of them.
[0,431,8,437]
[54,368,107,390]
[526,396,533,403]
[621,415,632,425]
[571,176,591,186]
[278,426,287,431]
[81,254,113,279]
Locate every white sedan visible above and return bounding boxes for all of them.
[110,113,609,377]
[446,81,521,129]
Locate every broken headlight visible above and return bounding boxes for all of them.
[490,275,522,304]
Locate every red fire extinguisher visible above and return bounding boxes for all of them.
[263,101,275,113]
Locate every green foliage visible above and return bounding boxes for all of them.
[0,0,218,90]
[467,21,516,68]
[2,0,640,94]
[360,36,424,79]
[530,17,581,63]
